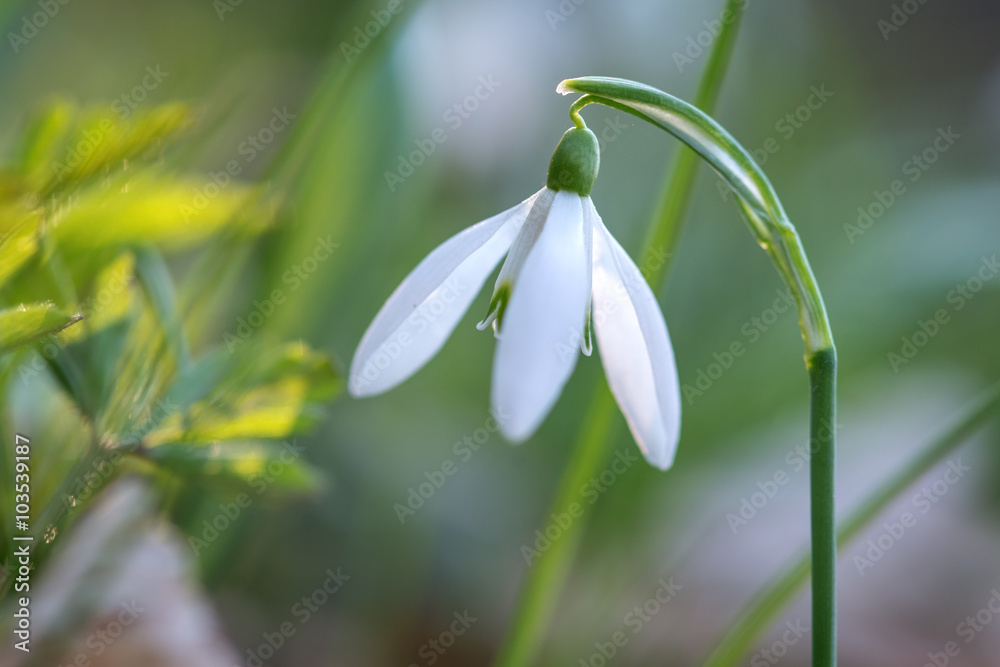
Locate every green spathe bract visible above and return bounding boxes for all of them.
[546,127,599,196]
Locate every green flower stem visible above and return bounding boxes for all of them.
[264,0,420,189]
[701,381,1000,667]
[492,3,746,665]
[492,388,616,667]
[808,347,837,667]
[559,74,838,667]
[643,0,743,273]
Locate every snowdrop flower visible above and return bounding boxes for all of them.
[350,128,681,468]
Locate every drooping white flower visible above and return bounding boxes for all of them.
[349,128,681,469]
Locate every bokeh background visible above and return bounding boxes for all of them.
[2,0,1000,665]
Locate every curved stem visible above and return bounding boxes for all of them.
[701,382,1000,667]
[568,98,589,130]
[558,74,838,667]
[491,3,747,665]
[556,80,834,354]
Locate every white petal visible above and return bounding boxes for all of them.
[589,199,681,469]
[492,188,557,292]
[492,191,590,441]
[580,201,594,356]
[477,188,557,332]
[349,189,542,397]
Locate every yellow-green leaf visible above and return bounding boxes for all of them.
[0,206,40,289]
[58,253,136,343]
[0,303,82,352]
[147,343,340,445]
[143,441,324,496]
[19,99,74,188]
[39,103,196,195]
[52,174,269,252]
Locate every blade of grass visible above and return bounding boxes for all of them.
[700,382,1000,667]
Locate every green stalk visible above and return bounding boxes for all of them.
[264,0,418,189]
[492,389,616,666]
[808,347,836,667]
[701,382,1000,667]
[491,3,747,665]
[642,0,744,269]
[559,74,838,666]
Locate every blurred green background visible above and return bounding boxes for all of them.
[2,0,1000,665]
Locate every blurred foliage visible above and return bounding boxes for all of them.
[0,99,341,593]
[147,343,340,444]
[0,302,80,352]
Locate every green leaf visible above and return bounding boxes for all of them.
[38,103,197,196]
[133,247,191,368]
[58,253,136,343]
[143,441,324,496]
[0,205,40,289]
[700,384,1000,667]
[52,173,270,252]
[0,303,82,352]
[235,342,342,401]
[18,99,75,187]
[147,343,341,444]
[159,347,235,411]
